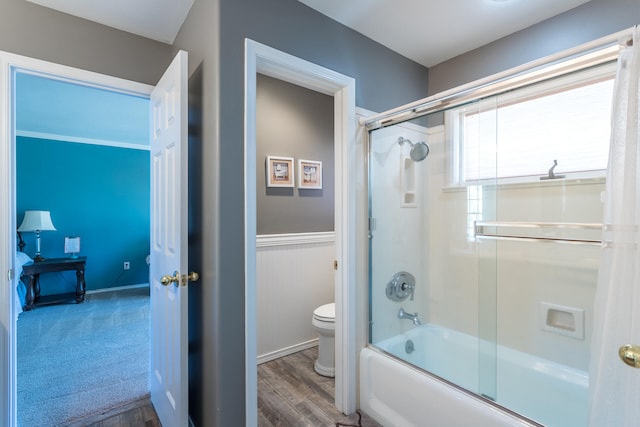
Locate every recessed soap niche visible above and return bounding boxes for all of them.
[401,156,416,207]
[540,302,584,340]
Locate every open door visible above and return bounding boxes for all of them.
[149,50,194,427]
[0,49,191,427]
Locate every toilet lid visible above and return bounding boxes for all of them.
[313,303,335,321]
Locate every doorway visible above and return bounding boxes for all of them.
[0,51,155,426]
[244,40,357,425]
[14,70,151,426]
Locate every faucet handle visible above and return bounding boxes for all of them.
[399,280,415,300]
[386,271,416,301]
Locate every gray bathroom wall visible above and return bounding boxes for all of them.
[172,0,430,425]
[221,0,429,114]
[256,74,334,235]
[171,1,220,426]
[428,0,640,95]
[0,0,173,84]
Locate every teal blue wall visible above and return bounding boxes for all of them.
[17,137,150,294]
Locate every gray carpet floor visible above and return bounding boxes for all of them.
[17,287,150,427]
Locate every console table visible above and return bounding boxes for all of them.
[21,256,87,311]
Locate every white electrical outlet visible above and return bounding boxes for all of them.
[124,261,130,270]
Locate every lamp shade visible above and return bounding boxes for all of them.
[18,210,57,232]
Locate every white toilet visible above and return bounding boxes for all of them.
[311,302,335,377]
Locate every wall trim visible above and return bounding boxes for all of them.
[16,130,150,151]
[86,283,150,294]
[257,339,318,365]
[256,231,335,247]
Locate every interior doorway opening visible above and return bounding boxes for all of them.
[13,70,152,426]
[244,39,357,426]
[1,52,155,426]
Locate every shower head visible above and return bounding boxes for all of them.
[397,137,430,162]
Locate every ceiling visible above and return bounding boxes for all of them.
[25,0,592,67]
[298,0,593,67]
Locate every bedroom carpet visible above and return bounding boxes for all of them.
[17,287,150,427]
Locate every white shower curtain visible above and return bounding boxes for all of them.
[589,27,640,426]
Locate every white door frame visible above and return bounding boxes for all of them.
[244,39,357,425]
[0,51,153,427]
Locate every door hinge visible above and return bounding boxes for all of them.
[334,260,338,270]
[368,217,376,239]
[7,269,14,281]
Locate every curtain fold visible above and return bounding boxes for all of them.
[589,27,640,426]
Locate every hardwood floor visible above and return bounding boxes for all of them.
[258,347,381,427]
[69,347,380,427]
[66,396,160,427]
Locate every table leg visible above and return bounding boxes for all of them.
[34,273,41,299]
[75,268,86,303]
[25,274,37,311]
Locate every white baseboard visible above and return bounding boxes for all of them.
[86,283,149,294]
[257,339,318,365]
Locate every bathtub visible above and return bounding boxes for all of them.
[360,324,588,427]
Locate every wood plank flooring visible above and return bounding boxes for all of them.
[258,347,381,427]
[66,396,160,427]
[69,347,380,427]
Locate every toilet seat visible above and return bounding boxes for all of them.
[313,303,335,322]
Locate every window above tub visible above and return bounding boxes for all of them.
[445,61,616,187]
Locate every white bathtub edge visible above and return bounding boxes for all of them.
[360,347,537,427]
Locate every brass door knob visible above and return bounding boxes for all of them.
[160,271,199,287]
[619,344,640,368]
[160,271,180,287]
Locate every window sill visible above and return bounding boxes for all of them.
[443,175,605,193]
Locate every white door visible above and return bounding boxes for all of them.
[149,50,191,427]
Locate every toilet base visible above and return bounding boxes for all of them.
[314,359,335,378]
[313,334,335,377]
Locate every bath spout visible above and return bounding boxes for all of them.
[398,308,422,325]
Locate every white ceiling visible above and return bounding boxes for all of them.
[25,0,592,67]
[298,0,593,67]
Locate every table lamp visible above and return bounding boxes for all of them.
[18,210,56,262]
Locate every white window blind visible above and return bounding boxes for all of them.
[450,64,616,185]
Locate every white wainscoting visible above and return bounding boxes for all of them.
[256,232,335,364]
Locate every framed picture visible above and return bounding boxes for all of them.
[266,156,295,187]
[64,236,81,257]
[298,159,322,189]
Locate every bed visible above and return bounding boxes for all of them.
[15,248,31,318]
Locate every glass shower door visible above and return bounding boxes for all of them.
[367,90,596,427]
[368,108,498,396]
[468,82,601,425]
[366,45,617,427]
